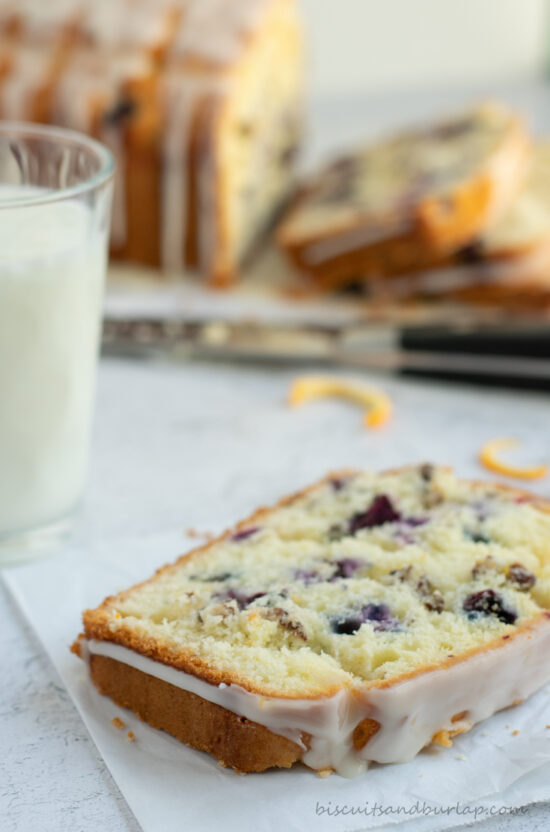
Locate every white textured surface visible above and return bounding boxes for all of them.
[2,356,550,831]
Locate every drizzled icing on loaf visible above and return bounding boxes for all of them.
[0,0,272,62]
[172,0,271,65]
[0,0,302,278]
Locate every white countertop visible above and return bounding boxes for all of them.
[2,356,550,832]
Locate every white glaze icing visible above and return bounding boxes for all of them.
[172,0,270,66]
[160,74,205,272]
[85,615,550,777]
[158,0,268,272]
[196,93,223,278]
[159,74,190,272]
[12,0,82,39]
[101,122,127,248]
[0,48,52,121]
[81,0,173,53]
[159,70,230,273]
[301,219,410,267]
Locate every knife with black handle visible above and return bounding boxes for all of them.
[102,318,550,391]
[395,324,550,390]
[399,324,550,358]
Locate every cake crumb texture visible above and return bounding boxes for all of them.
[82,466,550,697]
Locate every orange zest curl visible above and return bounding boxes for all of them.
[288,376,392,429]
[479,437,548,481]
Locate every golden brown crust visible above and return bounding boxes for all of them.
[89,654,304,772]
[352,717,380,750]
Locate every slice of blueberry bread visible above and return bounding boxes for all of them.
[278,102,529,291]
[365,141,550,306]
[441,140,550,307]
[74,465,550,776]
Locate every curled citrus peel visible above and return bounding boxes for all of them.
[479,437,548,480]
[288,375,392,429]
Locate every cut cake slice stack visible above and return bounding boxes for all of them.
[278,102,550,308]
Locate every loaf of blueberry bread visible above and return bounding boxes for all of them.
[0,0,303,284]
[278,103,529,292]
[73,465,550,776]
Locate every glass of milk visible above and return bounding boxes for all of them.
[0,123,114,564]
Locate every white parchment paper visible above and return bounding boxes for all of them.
[4,532,550,832]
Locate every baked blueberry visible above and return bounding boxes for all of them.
[466,530,491,544]
[192,572,233,582]
[329,476,349,491]
[331,615,364,635]
[214,588,266,609]
[403,516,428,528]
[361,603,401,631]
[348,495,401,534]
[103,97,137,126]
[330,558,365,580]
[463,589,517,624]
[294,568,321,584]
[332,602,400,634]
[231,527,260,542]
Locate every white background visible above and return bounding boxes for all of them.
[301,0,549,96]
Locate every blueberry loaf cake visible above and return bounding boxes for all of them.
[367,142,550,307]
[278,103,528,292]
[0,0,303,284]
[73,465,550,776]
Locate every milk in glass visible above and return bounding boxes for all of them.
[0,188,107,535]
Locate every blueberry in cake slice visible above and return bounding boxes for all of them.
[278,102,529,291]
[73,465,550,776]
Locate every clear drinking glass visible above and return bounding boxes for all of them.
[0,123,114,564]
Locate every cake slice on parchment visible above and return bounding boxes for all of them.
[73,465,550,776]
[278,103,529,292]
